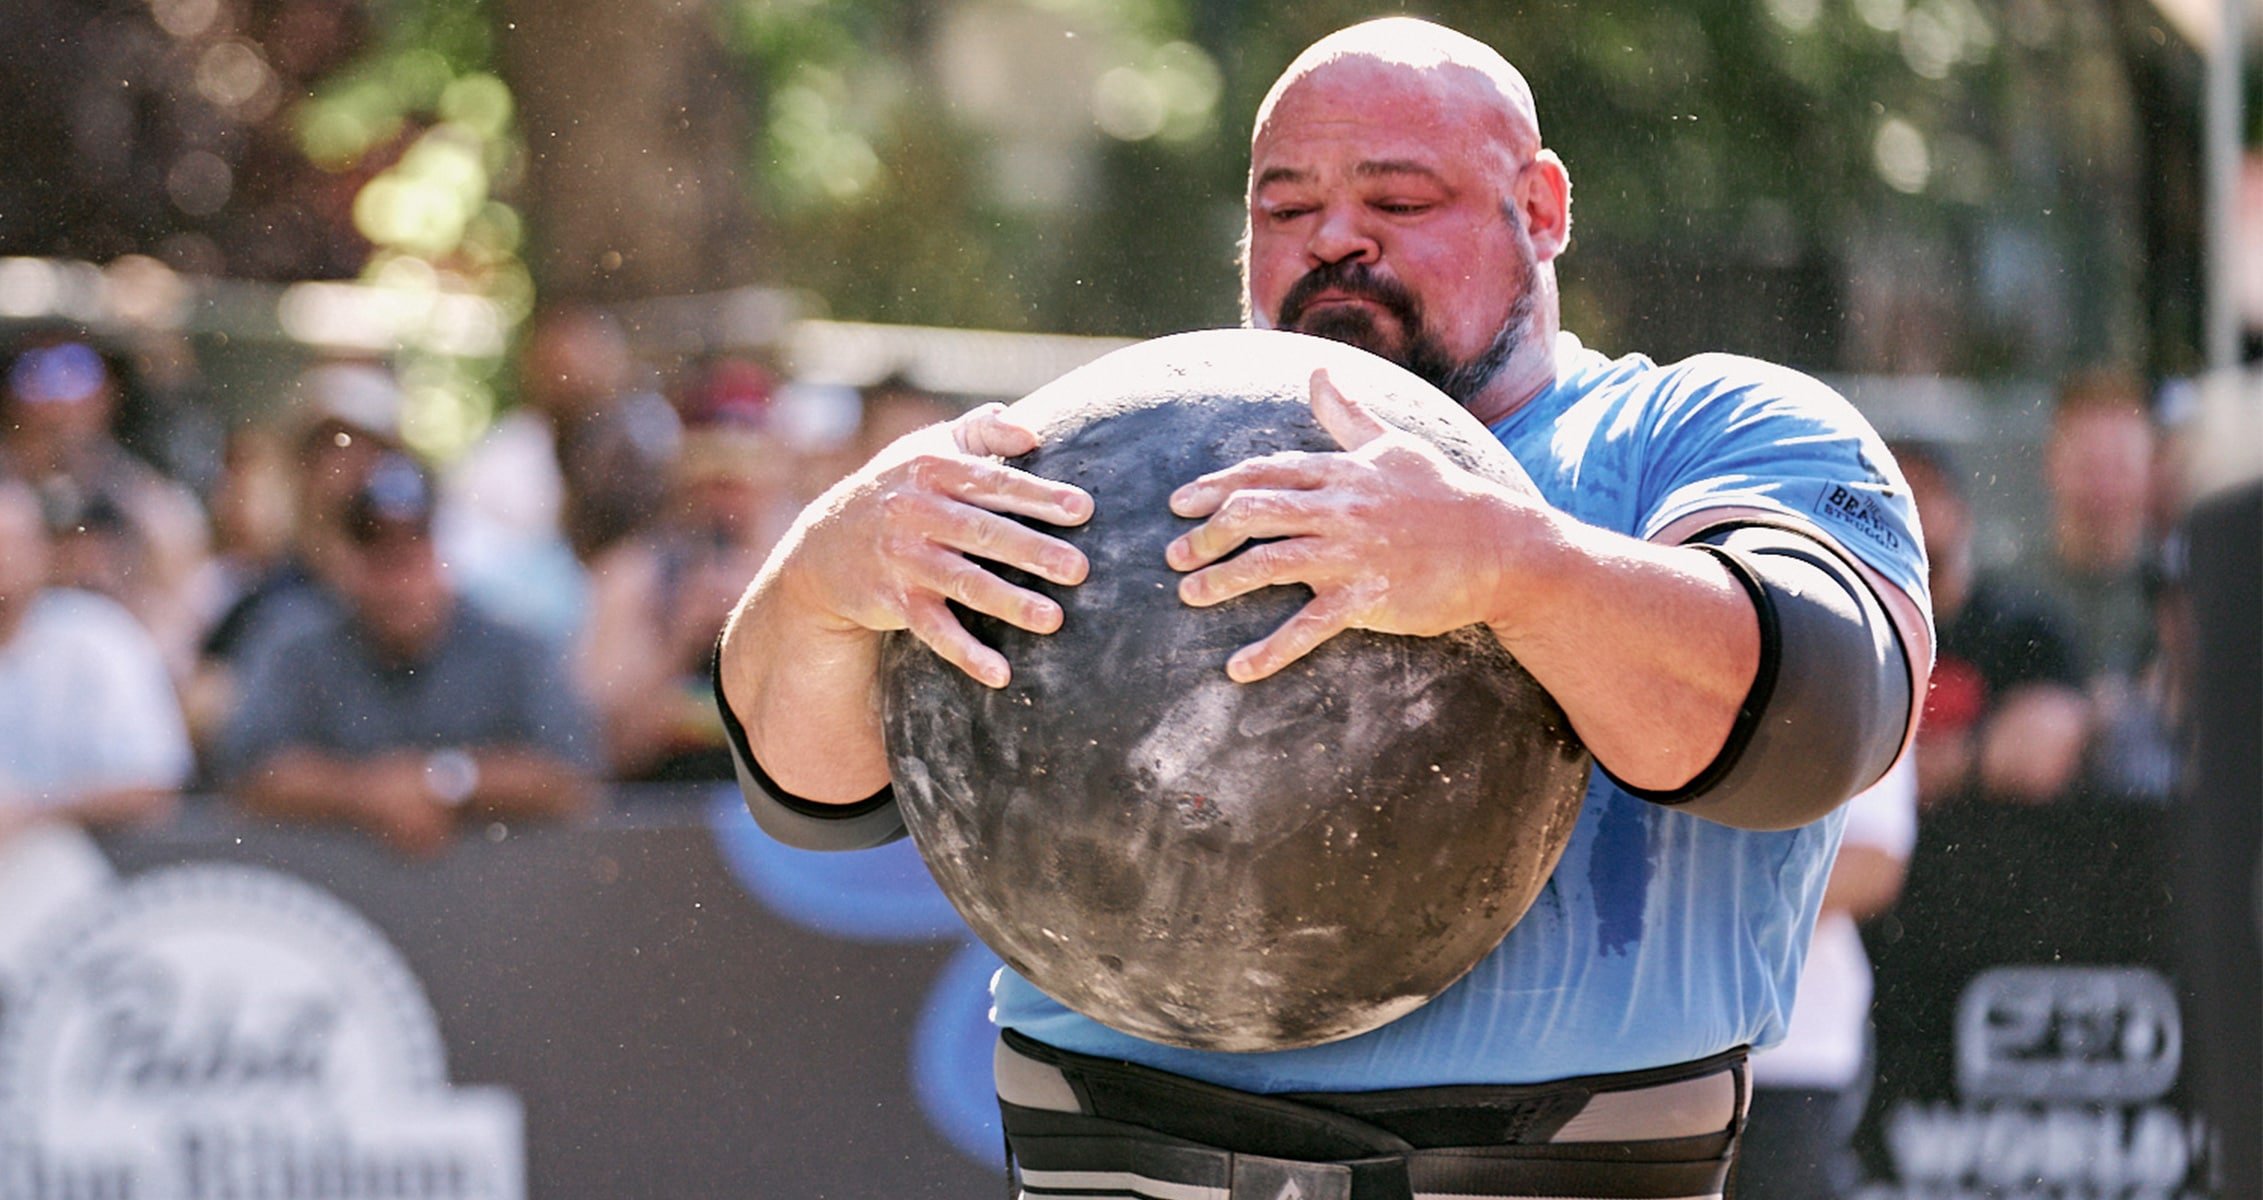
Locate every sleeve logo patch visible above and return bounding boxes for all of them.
[1813,483,1903,552]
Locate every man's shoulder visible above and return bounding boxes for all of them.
[238,601,362,679]
[439,599,563,671]
[19,590,162,662]
[1554,342,1846,424]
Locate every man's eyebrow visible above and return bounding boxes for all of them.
[1253,160,1448,191]
[1353,159,1447,184]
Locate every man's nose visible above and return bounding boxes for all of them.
[1307,204,1379,266]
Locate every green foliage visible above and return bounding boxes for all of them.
[695,0,2152,376]
[291,0,525,458]
[316,0,2162,377]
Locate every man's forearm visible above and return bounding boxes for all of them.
[235,749,378,823]
[463,749,598,821]
[717,567,893,806]
[1488,513,1759,794]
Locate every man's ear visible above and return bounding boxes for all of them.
[1519,151,1572,261]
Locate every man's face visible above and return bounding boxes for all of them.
[1901,457,1971,609]
[2046,408,2153,533]
[1243,61,1538,406]
[343,529,450,657]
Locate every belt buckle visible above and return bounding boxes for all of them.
[1230,1154,1353,1200]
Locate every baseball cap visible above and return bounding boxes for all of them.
[292,362,406,449]
[6,342,109,405]
[343,453,435,544]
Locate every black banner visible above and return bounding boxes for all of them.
[1861,797,2214,1199]
[0,789,1003,1199]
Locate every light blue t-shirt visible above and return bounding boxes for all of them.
[992,334,1931,1092]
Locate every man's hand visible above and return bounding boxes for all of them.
[1165,369,1536,682]
[355,754,455,859]
[782,403,1094,687]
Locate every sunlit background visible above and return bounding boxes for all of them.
[2,0,2257,468]
[2,3,2259,1197]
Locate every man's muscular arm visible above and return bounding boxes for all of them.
[716,405,1093,808]
[1170,369,1911,816]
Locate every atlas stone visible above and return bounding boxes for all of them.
[881,328,1591,1052]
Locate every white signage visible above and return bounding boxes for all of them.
[0,863,523,1200]
[1869,965,2209,1200]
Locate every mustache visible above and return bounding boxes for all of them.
[1276,261,1424,331]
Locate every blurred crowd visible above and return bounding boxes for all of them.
[1735,368,2202,1198]
[0,317,2206,860]
[0,308,953,855]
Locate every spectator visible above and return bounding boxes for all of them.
[194,423,299,633]
[218,454,599,856]
[444,306,678,594]
[1896,440,2089,806]
[0,334,210,679]
[0,476,191,833]
[578,360,795,782]
[1740,757,1917,1199]
[187,362,408,752]
[2030,369,2159,682]
[2028,370,2187,805]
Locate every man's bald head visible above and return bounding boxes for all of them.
[1240,18,1571,421]
[1253,18,1542,164]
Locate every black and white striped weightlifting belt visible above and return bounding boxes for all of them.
[995,1029,1746,1200]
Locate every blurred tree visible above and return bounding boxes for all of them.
[0,0,2217,380]
[497,0,766,302]
[0,0,379,278]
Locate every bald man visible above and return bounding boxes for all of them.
[717,19,1931,1198]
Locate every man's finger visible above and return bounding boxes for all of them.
[1309,369,1391,451]
[1169,451,1330,517]
[930,504,1089,586]
[904,594,1013,688]
[930,456,1094,527]
[955,402,1043,459]
[1178,537,1325,607]
[1226,591,1358,682]
[915,548,1065,635]
[1167,490,1316,572]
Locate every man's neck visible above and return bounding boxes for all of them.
[1463,334,1559,427]
[359,597,456,669]
[2053,517,2145,578]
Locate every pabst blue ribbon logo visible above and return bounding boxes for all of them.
[0,864,524,1200]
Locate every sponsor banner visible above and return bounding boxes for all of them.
[0,791,999,1199]
[0,863,521,1200]
[1861,800,2215,1199]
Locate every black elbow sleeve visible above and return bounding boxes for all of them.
[1618,522,1913,831]
[711,655,907,851]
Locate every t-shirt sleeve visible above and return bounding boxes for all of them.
[1632,354,1931,623]
[509,634,602,772]
[215,625,325,786]
[79,599,194,791]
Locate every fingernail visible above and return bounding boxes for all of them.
[1226,654,1255,682]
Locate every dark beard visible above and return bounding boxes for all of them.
[1276,250,1536,410]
